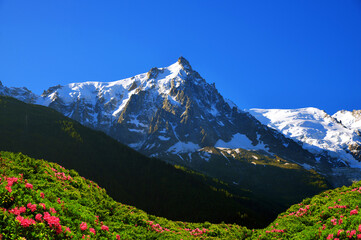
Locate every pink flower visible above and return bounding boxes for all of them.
[44,213,60,228]
[116,235,120,240]
[57,198,61,204]
[64,226,71,233]
[7,177,18,187]
[5,186,12,193]
[40,192,45,199]
[16,216,36,228]
[49,207,57,214]
[326,234,333,240]
[55,225,62,235]
[19,206,26,214]
[80,222,87,231]
[351,209,358,216]
[359,224,361,232]
[101,225,109,231]
[89,228,96,235]
[8,206,27,215]
[25,183,33,189]
[27,203,37,212]
[358,234,361,239]
[35,214,42,221]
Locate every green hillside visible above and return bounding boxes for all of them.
[2,151,361,239]
[0,96,277,227]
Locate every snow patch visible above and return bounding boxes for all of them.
[128,128,143,133]
[300,163,313,170]
[158,136,170,141]
[167,142,200,154]
[215,133,269,151]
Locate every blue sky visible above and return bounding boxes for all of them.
[0,0,360,114]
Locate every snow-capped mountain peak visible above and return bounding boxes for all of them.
[248,107,361,167]
[0,81,37,104]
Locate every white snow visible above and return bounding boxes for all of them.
[215,133,269,151]
[300,163,313,170]
[333,110,361,132]
[128,116,147,128]
[199,151,211,162]
[209,105,219,116]
[128,128,143,133]
[167,142,200,154]
[248,108,361,167]
[38,59,195,120]
[128,141,143,150]
[158,136,170,141]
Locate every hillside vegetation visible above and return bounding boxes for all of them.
[0,151,250,239]
[2,151,361,239]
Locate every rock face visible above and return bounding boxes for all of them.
[0,58,359,190]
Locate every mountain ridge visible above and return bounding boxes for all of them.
[0,57,358,201]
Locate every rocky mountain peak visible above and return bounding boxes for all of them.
[147,67,161,80]
[177,56,192,72]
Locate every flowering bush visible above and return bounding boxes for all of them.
[2,151,361,239]
[0,151,251,239]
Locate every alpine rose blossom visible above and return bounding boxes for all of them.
[80,222,87,231]
[101,225,109,231]
[89,228,96,235]
[25,183,33,189]
[350,209,358,216]
[27,203,37,212]
[35,214,42,221]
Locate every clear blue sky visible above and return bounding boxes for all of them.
[1,0,360,114]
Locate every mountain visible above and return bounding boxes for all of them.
[0,96,277,227]
[30,57,329,206]
[0,58,331,209]
[248,108,361,185]
[0,81,37,104]
[2,151,361,239]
